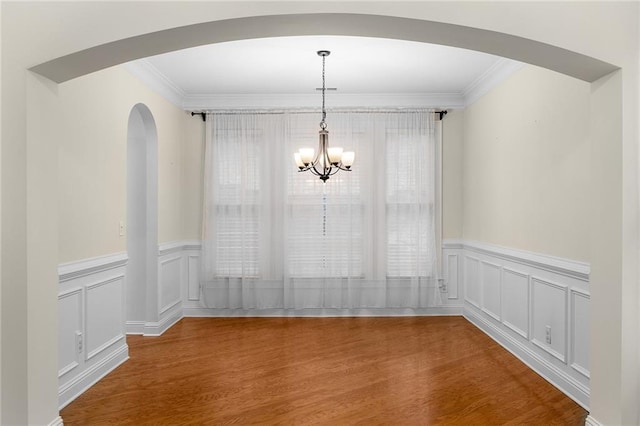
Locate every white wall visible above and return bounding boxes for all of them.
[53,64,193,409]
[1,3,638,425]
[182,117,205,241]
[442,109,464,240]
[446,65,595,409]
[58,66,188,263]
[463,65,591,262]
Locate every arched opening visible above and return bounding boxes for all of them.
[31,14,616,84]
[9,7,632,425]
[126,104,159,334]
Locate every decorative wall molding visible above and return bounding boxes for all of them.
[501,267,529,340]
[569,288,591,379]
[124,57,523,111]
[445,254,459,299]
[480,260,502,321]
[158,239,202,256]
[151,240,202,336]
[59,239,589,413]
[463,255,481,308]
[187,254,201,301]
[159,255,182,315]
[58,253,129,409]
[443,240,590,281]
[530,276,568,363]
[446,239,591,409]
[58,252,128,282]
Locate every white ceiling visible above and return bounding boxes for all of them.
[126,35,524,109]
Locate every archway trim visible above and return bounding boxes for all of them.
[30,13,618,84]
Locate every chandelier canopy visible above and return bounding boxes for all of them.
[294,50,354,182]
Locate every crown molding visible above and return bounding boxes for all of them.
[124,57,524,111]
[462,58,525,106]
[183,92,465,110]
[123,59,186,108]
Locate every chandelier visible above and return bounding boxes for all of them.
[294,50,354,182]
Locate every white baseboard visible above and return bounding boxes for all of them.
[584,415,602,426]
[464,309,589,409]
[126,321,145,335]
[48,416,64,426]
[184,306,463,317]
[143,306,183,336]
[58,343,129,409]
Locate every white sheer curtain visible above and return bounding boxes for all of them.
[201,110,441,310]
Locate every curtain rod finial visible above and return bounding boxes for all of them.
[191,111,205,122]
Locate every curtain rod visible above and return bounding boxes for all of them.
[190,109,448,122]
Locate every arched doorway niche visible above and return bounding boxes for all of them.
[126,103,159,333]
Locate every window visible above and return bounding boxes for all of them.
[202,110,440,309]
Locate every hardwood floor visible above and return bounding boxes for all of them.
[61,317,587,425]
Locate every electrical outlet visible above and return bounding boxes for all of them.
[119,221,125,236]
[76,331,83,354]
[438,278,447,293]
[545,325,551,344]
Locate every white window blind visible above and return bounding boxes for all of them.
[211,125,263,277]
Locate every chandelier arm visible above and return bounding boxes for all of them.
[334,164,353,172]
[327,167,340,176]
[311,164,331,177]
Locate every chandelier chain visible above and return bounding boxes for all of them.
[321,53,326,128]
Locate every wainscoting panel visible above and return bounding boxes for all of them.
[58,288,82,378]
[142,241,201,336]
[61,242,202,407]
[464,256,480,308]
[85,276,125,361]
[188,255,201,301]
[444,240,591,409]
[58,253,129,409]
[445,255,458,299]
[531,277,568,363]
[570,289,590,378]
[159,255,181,315]
[501,267,530,339]
[480,261,501,321]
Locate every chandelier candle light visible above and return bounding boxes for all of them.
[294,50,355,182]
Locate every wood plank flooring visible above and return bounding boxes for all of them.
[61,317,587,425]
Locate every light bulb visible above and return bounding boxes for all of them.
[294,152,304,169]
